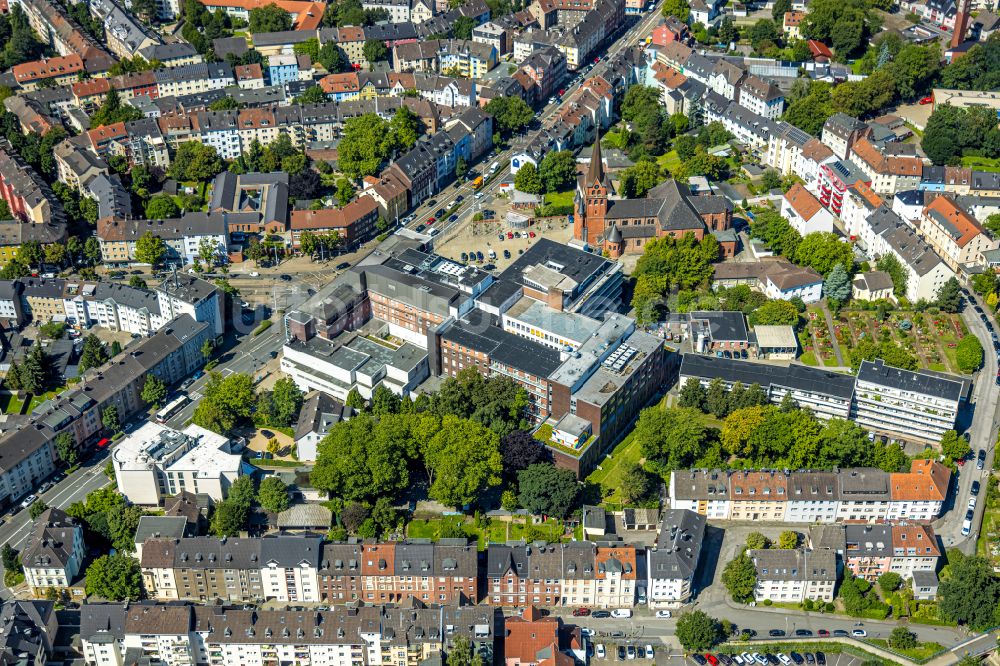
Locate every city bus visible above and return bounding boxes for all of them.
[156,395,189,423]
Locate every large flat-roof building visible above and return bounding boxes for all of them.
[112,422,244,506]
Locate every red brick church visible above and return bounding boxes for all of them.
[572,139,735,259]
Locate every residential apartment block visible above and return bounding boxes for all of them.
[669,460,951,523]
[680,352,964,444]
[485,542,639,607]
[81,601,496,666]
[750,549,837,603]
[0,315,212,510]
[647,509,705,605]
[841,523,941,582]
[21,507,86,597]
[140,537,479,605]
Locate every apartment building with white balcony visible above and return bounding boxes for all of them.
[853,359,963,443]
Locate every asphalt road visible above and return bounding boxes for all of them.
[165,321,286,430]
[934,295,1000,552]
[0,451,112,600]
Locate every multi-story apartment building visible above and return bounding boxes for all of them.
[97,213,230,266]
[12,54,84,91]
[920,195,998,272]
[647,509,706,605]
[289,196,380,250]
[785,471,840,523]
[21,507,86,597]
[843,523,940,582]
[668,460,951,523]
[737,74,784,120]
[849,138,923,195]
[821,112,868,161]
[750,549,837,603]
[0,138,66,225]
[861,206,953,303]
[729,470,788,521]
[141,537,479,606]
[853,359,963,443]
[112,422,244,506]
[81,602,497,666]
[485,542,639,607]
[679,354,856,421]
[0,315,211,510]
[781,182,834,235]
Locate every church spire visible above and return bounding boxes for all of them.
[587,130,604,186]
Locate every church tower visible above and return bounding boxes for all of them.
[573,133,610,247]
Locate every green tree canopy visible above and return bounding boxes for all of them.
[514,163,542,194]
[249,3,292,32]
[675,611,723,652]
[721,552,757,602]
[423,415,502,508]
[85,554,142,600]
[257,476,290,513]
[516,463,579,518]
[538,150,576,193]
[191,372,256,436]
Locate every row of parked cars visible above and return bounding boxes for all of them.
[701,651,827,666]
[596,644,655,661]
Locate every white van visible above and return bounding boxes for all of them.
[610,609,632,619]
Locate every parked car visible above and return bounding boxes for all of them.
[832,630,848,637]
[804,653,815,665]
[691,655,707,665]
[572,608,590,617]
[654,610,672,618]
[703,654,715,665]
[596,645,605,660]
[790,654,803,665]
[817,630,829,637]
[815,653,826,666]
[768,630,785,637]
[611,609,632,619]
[969,496,978,510]
[592,611,611,619]
[626,645,636,660]
[794,630,812,637]
[977,449,986,469]
[618,646,626,661]
[972,480,981,496]
[919,96,934,104]
[20,495,37,509]
[852,629,867,637]
[336,262,351,270]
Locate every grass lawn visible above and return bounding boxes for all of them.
[961,156,1000,172]
[799,350,819,366]
[868,639,945,660]
[585,430,642,504]
[509,517,565,542]
[0,393,23,415]
[657,150,682,173]
[544,190,575,208]
[822,355,840,367]
[406,515,566,549]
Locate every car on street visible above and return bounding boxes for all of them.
[919,96,934,104]
[449,214,458,222]
[852,629,867,637]
[596,645,605,659]
[969,497,978,510]
[96,437,110,449]
[832,630,848,637]
[249,271,260,277]
[962,516,973,536]
[591,611,611,619]
[691,655,707,665]
[279,274,292,281]
[718,655,733,666]
[972,480,981,496]
[655,610,672,618]
[977,449,986,469]
[611,609,632,618]
[768,630,785,637]
[703,654,715,665]
[20,495,37,509]
[817,630,829,637]
[581,628,595,637]
[618,646,626,660]
[794,629,812,636]
[336,262,351,270]
[572,608,590,616]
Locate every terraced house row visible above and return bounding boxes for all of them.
[80,601,497,666]
[137,517,706,608]
[669,460,952,523]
